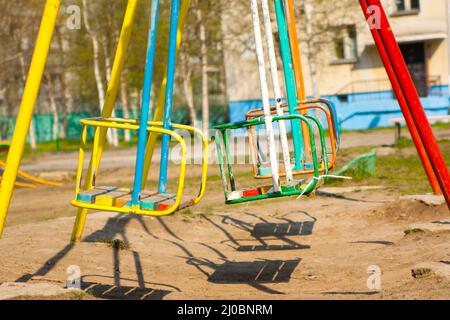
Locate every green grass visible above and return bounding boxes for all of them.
[177,208,193,216]
[395,136,415,149]
[0,139,84,162]
[340,162,374,181]
[95,238,130,251]
[404,227,425,236]
[327,139,450,195]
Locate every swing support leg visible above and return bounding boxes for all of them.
[71,0,139,243]
[0,0,61,239]
[361,0,450,208]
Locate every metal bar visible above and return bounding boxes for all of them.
[261,0,293,182]
[72,126,188,217]
[284,0,311,156]
[71,0,139,243]
[222,130,236,191]
[0,0,61,238]
[158,0,181,194]
[131,0,160,206]
[250,0,281,192]
[142,0,190,190]
[362,0,448,203]
[273,0,305,169]
[215,130,230,198]
[245,103,337,175]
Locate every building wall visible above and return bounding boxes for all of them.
[223,0,450,130]
[318,0,449,95]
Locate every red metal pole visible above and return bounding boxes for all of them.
[359,0,442,195]
[364,0,450,208]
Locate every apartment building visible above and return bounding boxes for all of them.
[223,0,450,130]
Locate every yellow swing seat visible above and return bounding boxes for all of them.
[70,117,208,217]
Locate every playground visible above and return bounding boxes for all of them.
[0,0,449,301]
[0,126,448,300]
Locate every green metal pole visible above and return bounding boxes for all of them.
[274,0,305,169]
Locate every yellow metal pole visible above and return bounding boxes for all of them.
[71,0,139,243]
[0,0,61,239]
[141,0,190,189]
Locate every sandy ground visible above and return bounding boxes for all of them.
[0,181,449,299]
[0,128,449,300]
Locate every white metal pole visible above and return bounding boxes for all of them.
[250,0,281,192]
[261,0,294,182]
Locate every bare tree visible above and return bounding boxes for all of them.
[120,70,132,143]
[179,46,198,128]
[82,0,118,146]
[298,0,360,98]
[102,31,119,146]
[54,25,74,140]
[196,1,210,139]
[44,73,60,141]
[19,52,37,149]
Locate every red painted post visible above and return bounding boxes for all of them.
[359,0,442,196]
[363,0,450,208]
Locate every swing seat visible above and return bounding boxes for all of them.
[76,187,176,211]
[246,98,340,179]
[224,180,311,204]
[257,162,314,176]
[71,117,208,216]
[215,114,323,205]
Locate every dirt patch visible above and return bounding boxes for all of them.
[0,186,449,300]
[368,200,448,223]
[0,282,85,300]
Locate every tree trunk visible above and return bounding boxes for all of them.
[56,27,68,139]
[29,120,37,149]
[197,5,210,140]
[180,50,198,128]
[120,77,131,143]
[103,34,119,146]
[304,2,322,124]
[308,55,320,99]
[45,73,60,141]
[304,2,319,98]
[82,0,114,146]
[59,74,70,140]
[19,54,36,149]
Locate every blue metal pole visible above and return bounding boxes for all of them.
[131,0,160,206]
[158,0,180,194]
[274,0,305,169]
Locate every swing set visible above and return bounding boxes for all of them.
[1,0,208,242]
[70,0,209,242]
[214,0,340,204]
[0,0,449,240]
[244,0,340,180]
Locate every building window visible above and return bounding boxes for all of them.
[332,25,358,64]
[396,0,406,11]
[410,0,420,9]
[393,0,420,15]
